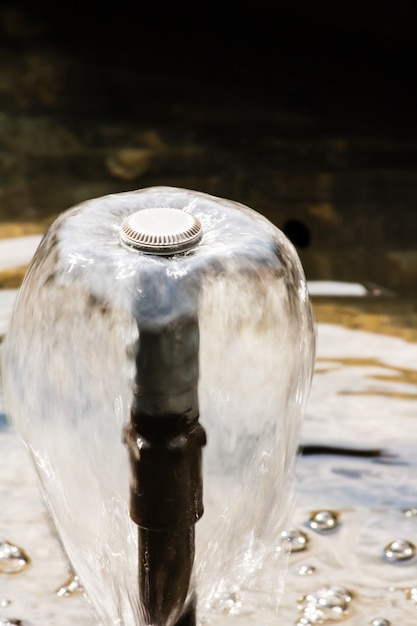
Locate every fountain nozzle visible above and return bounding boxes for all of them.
[120,207,202,255]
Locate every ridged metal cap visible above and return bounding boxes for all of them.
[119,207,202,255]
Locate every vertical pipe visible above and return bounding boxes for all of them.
[124,313,206,625]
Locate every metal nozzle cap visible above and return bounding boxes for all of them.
[120,207,202,255]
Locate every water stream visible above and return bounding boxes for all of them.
[1,187,315,625]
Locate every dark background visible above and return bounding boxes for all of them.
[1,1,416,293]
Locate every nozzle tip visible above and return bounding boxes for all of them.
[120,207,202,255]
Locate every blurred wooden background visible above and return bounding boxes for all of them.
[0,1,416,294]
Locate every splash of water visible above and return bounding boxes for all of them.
[296,586,353,624]
[2,187,315,625]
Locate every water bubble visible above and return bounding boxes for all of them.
[209,586,242,615]
[308,510,339,533]
[402,507,417,518]
[281,528,310,553]
[297,586,352,623]
[221,591,241,615]
[383,539,416,562]
[405,587,417,603]
[370,619,391,626]
[297,564,316,576]
[0,540,30,574]
[56,574,83,597]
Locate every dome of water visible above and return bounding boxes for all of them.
[2,187,315,625]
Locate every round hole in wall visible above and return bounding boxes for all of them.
[282,219,311,249]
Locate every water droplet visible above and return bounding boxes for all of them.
[370,619,391,626]
[0,601,11,609]
[297,564,316,576]
[297,586,352,623]
[0,540,30,574]
[0,619,22,626]
[405,587,417,603]
[308,510,339,533]
[402,507,417,518]
[222,591,241,615]
[209,586,242,615]
[281,528,310,553]
[56,574,83,597]
[383,539,416,562]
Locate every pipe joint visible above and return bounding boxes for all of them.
[124,413,206,531]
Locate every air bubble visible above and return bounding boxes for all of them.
[308,510,339,533]
[402,507,417,518]
[383,539,416,562]
[0,540,30,574]
[0,619,23,626]
[0,601,11,609]
[281,528,310,553]
[370,619,391,626]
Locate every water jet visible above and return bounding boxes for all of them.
[2,187,315,625]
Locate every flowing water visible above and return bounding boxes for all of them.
[1,187,315,625]
[0,308,416,624]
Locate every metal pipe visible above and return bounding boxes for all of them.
[120,207,205,625]
[124,315,206,625]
